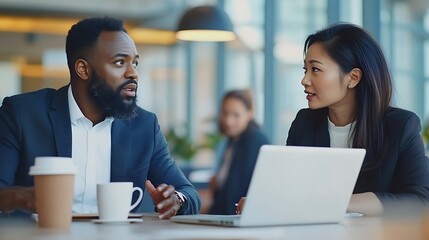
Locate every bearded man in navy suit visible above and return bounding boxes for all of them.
[0,17,200,219]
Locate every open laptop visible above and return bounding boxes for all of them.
[171,145,366,227]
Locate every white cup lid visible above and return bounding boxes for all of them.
[29,157,77,175]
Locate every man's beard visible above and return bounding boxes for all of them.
[89,72,138,120]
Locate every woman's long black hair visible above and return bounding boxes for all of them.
[304,23,392,170]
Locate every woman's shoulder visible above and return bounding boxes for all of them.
[242,125,270,144]
[384,107,422,135]
[296,107,327,116]
[245,126,267,136]
[293,108,328,124]
[385,107,420,124]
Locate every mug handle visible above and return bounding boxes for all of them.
[130,187,143,211]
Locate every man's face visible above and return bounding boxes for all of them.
[87,31,140,119]
[89,71,138,119]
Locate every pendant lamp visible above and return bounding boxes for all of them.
[176,5,236,42]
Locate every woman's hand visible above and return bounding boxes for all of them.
[208,175,218,191]
[347,192,383,216]
[235,197,246,215]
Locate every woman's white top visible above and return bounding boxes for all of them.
[328,117,355,148]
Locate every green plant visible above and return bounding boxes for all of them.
[166,128,199,161]
[199,132,223,149]
[423,122,429,143]
[165,127,223,162]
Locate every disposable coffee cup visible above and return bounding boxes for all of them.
[29,157,77,229]
[97,182,143,221]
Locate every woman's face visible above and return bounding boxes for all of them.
[301,42,354,111]
[220,98,253,138]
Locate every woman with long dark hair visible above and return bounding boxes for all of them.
[288,23,429,215]
[237,23,429,216]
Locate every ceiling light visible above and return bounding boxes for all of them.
[176,6,235,42]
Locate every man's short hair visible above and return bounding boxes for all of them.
[65,17,127,75]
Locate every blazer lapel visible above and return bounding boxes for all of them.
[314,109,330,147]
[48,86,72,157]
[110,119,130,181]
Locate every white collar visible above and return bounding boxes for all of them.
[67,85,114,125]
[327,116,355,130]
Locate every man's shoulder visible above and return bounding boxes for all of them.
[134,107,156,119]
[2,88,61,110]
[4,88,57,103]
[125,107,158,126]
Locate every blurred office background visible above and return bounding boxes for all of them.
[0,0,428,169]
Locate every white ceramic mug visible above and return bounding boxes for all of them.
[96,182,143,221]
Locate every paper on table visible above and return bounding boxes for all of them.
[345,212,364,217]
[31,213,144,222]
[140,212,160,219]
[73,213,143,221]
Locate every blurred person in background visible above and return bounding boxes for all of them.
[208,89,270,215]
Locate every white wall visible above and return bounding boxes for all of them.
[0,62,20,102]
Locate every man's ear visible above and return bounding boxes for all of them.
[347,68,362,89]
[75,59,90,80]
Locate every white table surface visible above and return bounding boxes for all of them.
[0,213,426,240]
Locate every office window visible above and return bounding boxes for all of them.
[384,1,426,120]
[224,0,265,124]
[274,0,327,144]
[342,0,363,24]
[424,10,429,121]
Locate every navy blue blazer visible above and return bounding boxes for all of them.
[0,86,200,214]
[287,107,429,203]
[209,125,270,214]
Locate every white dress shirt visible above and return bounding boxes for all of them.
[68,86,113,213]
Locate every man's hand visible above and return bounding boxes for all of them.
[0,187,36,213]
[145,180,181,219]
